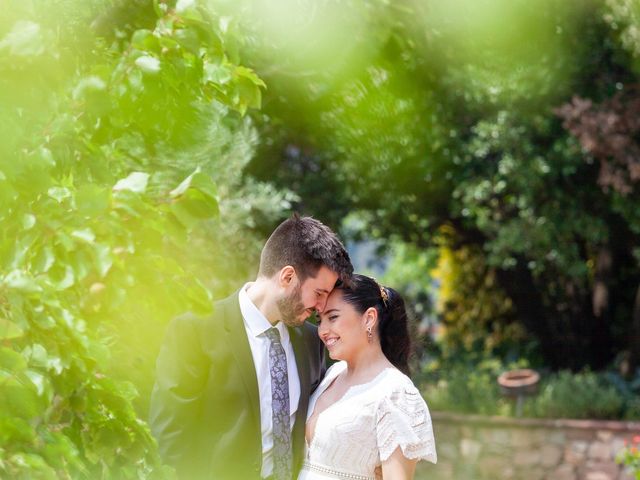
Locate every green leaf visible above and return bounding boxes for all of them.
[236,76,262,111]
[48,264,75,290]
[131,29,157,51]
[113,172,150,193]
[24,344,47,368]
[47,186,71,203]
[116,381,139,402]
[0,417,36,445]
[0,318,23,340]
[176,0,196,13]
[22,213,36,230]
[71,76,106,100]
[46,356,63,375]
[71,228,96,244]
[134,55,161,74]
[7,453,56,478]
[180,188,219,218]
[0,347,27,373]
[204,62,232,85]
[169,169,219,225]
[174,27,200,55]
[0,21,44,57]
[171,167,199,197]
[8,236,34,270]
[25,369,46,396]
[92,243,113,278]
[235,65,266,88]
[171,167,218,200]
[152,0,166,17]
[33,314,56,330]
[2,270,42,293]
[76,184,110,216]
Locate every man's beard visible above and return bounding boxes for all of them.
[277,284,309,327]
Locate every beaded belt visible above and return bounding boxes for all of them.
[301,461,375,480]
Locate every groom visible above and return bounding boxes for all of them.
[149,214,353,479]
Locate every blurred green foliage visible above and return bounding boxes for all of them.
[526,370,625,420]
[422,353,640,420]
[422,356,520,416]
[0,0,291,477]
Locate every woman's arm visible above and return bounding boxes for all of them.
[380,446,418,479]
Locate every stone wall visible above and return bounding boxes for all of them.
[415,412,640,480]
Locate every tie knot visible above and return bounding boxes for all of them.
[265,327,282,344]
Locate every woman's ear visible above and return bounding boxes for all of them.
[364,306,378,331]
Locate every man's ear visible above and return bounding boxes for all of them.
[278,265,297,288]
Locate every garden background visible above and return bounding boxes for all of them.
[1,0,640,478]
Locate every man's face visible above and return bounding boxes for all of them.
[278,266,339,328]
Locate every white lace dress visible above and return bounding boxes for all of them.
[298,361,437,480]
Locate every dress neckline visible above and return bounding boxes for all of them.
[305,362,398,449]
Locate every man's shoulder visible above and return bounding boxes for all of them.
[300,319,319,335]
[298,319,322,346]
[171,290,240,331]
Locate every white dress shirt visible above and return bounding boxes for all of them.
[239,283,301,478]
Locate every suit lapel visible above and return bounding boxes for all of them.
[290,325,312,471]
[222,292,261,434]
[290,326,310,424]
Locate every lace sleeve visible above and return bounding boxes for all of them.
[375,384,437,464]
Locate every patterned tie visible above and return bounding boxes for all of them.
[265,327,292,480]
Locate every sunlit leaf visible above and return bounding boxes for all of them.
[25,370,46,396]
[0,21,44,57]
[22,213,36,230]
[49,265,75,291]
[2,270,42,293]
[94,244,113,278]
[71,228,96,244]
[134,55,161,74]
[47,186,71,203]
[113,172,150,193]
[0,318,24,340]
[24,344,47,368]
[176,0,196,13]
[204,62,232,85]
[72,76,106,100]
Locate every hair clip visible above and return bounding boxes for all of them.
[379,284,389,307]
[371,276,389,308]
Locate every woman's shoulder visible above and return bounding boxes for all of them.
[382,367,421,393]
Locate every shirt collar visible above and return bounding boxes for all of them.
[239,282,289,340]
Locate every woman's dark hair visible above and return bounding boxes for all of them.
[337,274,411,375]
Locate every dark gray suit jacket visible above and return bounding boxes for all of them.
[149,291,326,480]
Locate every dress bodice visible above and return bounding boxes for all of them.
[298,361,436,480]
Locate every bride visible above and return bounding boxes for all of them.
[299,274,437,480]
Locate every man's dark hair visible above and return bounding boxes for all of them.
[259,214,353,285]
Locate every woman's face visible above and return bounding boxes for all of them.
[317,289,370,361]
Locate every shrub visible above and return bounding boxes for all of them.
[420,352,636,420]
[421,356,522,416]
[527,370,625,420]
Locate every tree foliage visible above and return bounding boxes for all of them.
[0,0,289,477]
[241,0,640,371]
